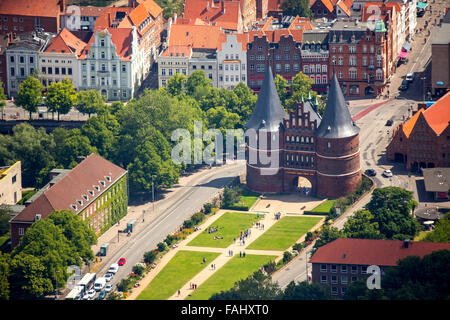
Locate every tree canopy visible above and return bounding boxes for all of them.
[15,76,43,120]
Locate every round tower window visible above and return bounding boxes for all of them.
[327,142,331,148]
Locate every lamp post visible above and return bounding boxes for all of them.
[152,175,156,216]
[54,270,59,300]
[421,77,426,101]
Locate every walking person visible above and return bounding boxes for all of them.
[178,289,181,296]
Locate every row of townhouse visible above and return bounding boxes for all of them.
[0,0,163,101]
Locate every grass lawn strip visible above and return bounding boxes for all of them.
[186,212,263,248]
[310,200,335,213]
[246,216,322,251]
[136,250,220,300]
[186,254,277,300]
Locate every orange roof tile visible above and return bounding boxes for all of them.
[422,91,450,135]
[0,0,61,18]
[337,0,351,16]
[160,45,192,57]
[402,108,424,138]
[139,0,163,18]
[45,28,87,56]
[94,7,133,31]
[80,28,133,61]
[168,24,224,49]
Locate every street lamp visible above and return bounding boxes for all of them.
[152,175,156,216]
[421,77,426,102]
[54,270,59,300]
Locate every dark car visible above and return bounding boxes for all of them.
[386,119,393,126]
[417,10,425,17]
[399,80,409,91]
[96,290,106,300]
[365,169,377,177]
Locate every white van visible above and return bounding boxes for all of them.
[93,277,106,292]
[108,263,119,274]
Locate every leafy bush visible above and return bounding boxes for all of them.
[283,251,293,264]
[132,264,145,277]
[203,203,213,214]
[164,234,175,246]
[143,250,157,264]
[117,278,133,292]
[292,243,304,251]
[157,242,166,252]
[191,212,205,225]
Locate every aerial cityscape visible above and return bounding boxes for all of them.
[0,0,449,309]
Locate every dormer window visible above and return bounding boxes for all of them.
[105,176,111,182]
[100,180,106,187]
[71,204,78,211]
[77,200,83,206]
[88,190,94,196]
[83,195,89,201]
[94,185,100,191]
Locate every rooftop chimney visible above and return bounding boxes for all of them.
[403,239,410,248]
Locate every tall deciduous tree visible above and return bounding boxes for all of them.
[75,89,106,117]
[185,70,211,97]
[45,78,77,121]
[0,82,6,121]
[286,72,315,110]
[281,0,313,19]
[15,76,43,120]
[274,74,288,105]
[343,209,383,239]
[0,252,10,300]
[166,73,187,96]
[282,281,332,300]
[422,212,450,243]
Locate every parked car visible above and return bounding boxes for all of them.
[118,258,126,266]
[406,72,414,82]
[96,290,106,300]
[108,263,119,274]
[104,272,113,282]
[385,119,393,126]
[399,80,409,91]
[383,169,393,177]
[365,169,377,176]
[105,284,113,293]
[417,9,425,17]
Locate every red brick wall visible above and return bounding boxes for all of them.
[10,221,33,248]
[0,15,59,35]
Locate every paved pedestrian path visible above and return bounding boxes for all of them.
[126,206,322,300]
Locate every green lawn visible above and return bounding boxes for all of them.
[137,250,220,300]
[186,254,276,300]
[238,190,260,209]
[246,216,322,251]
[310,200,336,213]
[187,212,263,248]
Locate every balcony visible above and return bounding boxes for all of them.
[97,70,110,77]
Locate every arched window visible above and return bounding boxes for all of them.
[301,136,305,143]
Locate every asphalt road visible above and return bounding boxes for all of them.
[93,161,246,296]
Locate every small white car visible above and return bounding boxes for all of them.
[383,169,393,177]
[105,284,113,293]
[405,72,414,82]
[104,272,113,282]
[83,289,96,300]
[108,263,119,274]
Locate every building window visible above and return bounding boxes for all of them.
[320,264,327,272]
[321,275,327,284]
[331,264,337,273]
[361,266,367,274]
[341,275,348,284]
[331,287,338,296]
[341,287,347,296]
[331,275,338,284]
[41,67,46,74]
[19,228,24,236]
[341,265,347,273]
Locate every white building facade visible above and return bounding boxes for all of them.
[217,34,247,90]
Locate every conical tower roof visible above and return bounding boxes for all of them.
[315,72,360,139]
[245,66,288,131]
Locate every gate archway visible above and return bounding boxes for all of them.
[294,176,313,196]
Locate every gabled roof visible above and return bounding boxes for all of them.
[44,28,87,56]
[336,0,351,16]
[12,154,127,223]
[217,33,249,51]
[79,28,133,61]
[0,0,61,18]
[183,0,242,31]
[309,238,450,266]
[246,66,288,131]
[315,72,360,139]
[138,0,163,18]
[62,6,107,17]
[401,91,450,137]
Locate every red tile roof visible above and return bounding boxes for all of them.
[160,44,192,57]
[138,0,163,18]
[309,238,450,266]
[62,6,107,17]
[0,0,62,18]
[44,28,87,56]
[183,0,242,31]
[267,0,282,12]
[168,24,224,49]
[12,154,127,223]
[401,91,450,137]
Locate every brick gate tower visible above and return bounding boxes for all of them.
[245,68,361,198]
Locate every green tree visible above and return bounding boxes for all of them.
[210,270,282,300]
[45,78,77,120]
[281,0,313,19]
[221,187,240,208]
[52,128,97,169]
[0,252,10,300]
[0,82,6,121]
[311,224,346,255]
[286,72,315,110]
[343,209,383,239]
[274,74,288,105]
[422,212,450,243]
[81,112,119,159]
[366,187,422,239]
[166,73,187,96]
[282,281,332,300]
[0,205,12,237]
[47,210,97,265]
[143,251,157,264]
[15,76,43,120]
[185,71,211,97]
[75,89,106,117]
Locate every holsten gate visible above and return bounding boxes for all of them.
[245,67,362,198]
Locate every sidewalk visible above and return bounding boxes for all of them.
[87,162,241,274]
